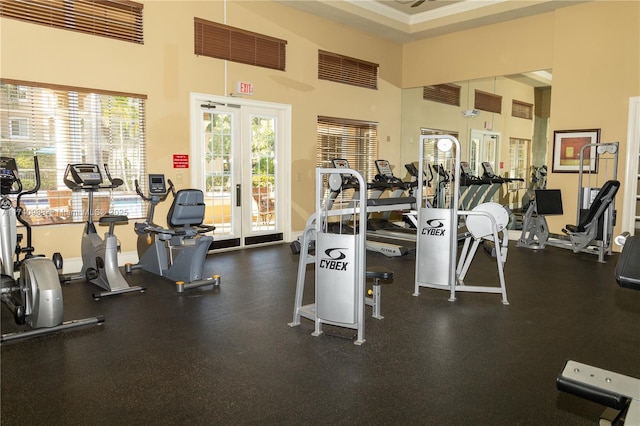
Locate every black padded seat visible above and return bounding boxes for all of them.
[564,180,619,233]
[615,235,640,290]
[98,214,128,224]
[366,266,394,282]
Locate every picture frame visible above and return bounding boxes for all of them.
[552,129,600,173]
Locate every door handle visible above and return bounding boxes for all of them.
[236,184,241,207]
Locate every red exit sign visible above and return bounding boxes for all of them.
[237,81,254,95]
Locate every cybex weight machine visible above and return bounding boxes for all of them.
[289,167,396,344]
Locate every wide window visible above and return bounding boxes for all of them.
[316,116,377,183]
[0,79,147,225]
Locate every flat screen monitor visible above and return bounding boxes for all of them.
[535,189,563,215]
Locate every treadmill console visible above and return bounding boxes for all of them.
[461,161,473,176]
[332,158,349,169]
[481,161,496,178]
[148,174,167,195]
[375,160,394,178]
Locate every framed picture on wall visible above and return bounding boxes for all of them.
[552,129,601,173]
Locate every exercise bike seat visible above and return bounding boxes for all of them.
[99,214,129,224]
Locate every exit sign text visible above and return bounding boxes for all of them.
[237,81,254,95]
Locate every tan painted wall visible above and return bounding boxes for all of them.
[402,1,639,241]
[544,1,640,234]
[402,12,555,88]
[1,0,638,262]
[1,0,403,259]
[401,76,536,172]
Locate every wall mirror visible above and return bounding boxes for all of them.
[400,71,552,208]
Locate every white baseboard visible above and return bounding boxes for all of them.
[60,251,139,275]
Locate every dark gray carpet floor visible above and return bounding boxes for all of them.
[2,243,639,425]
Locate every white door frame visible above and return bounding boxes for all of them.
[622,96,640,235]
[189,92,292,243]
[469,129,501,176]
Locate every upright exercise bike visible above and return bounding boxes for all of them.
[62,163,145,299]
[0,156,103,343]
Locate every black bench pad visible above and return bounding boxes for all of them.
[615,235,640,290]
[366,266,394,281]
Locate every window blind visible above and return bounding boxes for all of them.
[318,50,378,90]
[512,99,533,119]
[0,79,147,225]
[194,17,287,71]
[0,0,144,44]
[474,90,502,114]
[316,116,378,183]
[423,84,460,106]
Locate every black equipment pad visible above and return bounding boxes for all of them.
[556,376,628,410]
[615,235,640,290]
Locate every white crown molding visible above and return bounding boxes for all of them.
[409,0,508,25]
[344,0,511,26]
[344,0,413,24]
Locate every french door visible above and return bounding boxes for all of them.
[469,130,501,177]
[190,94,289,249]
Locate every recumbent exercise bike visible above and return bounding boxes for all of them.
[126,174,220,293]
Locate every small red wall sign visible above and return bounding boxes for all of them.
[173,154,189,169]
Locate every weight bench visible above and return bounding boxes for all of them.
[557,360,639,425]
[556,233,640,425]
[616,234,640,291]
[365,266,394,320]
[562,180,620,253]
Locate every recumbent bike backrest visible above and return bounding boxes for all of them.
[167,189,206,228]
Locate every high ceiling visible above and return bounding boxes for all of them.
[278,0,586,43]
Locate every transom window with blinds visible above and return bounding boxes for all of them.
[316,116,378,184]
[0,79,147,226]
[194,17,287,71]
[0,0,144,44]
[318,51,378,90]
[423,84,461,106]
[474,90,502,114]
[512,99,533,119]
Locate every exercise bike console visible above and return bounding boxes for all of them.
[66,164,103,186]
[148,174,167,195]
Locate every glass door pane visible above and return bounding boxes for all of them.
[202,109,237,239]
[249,114,277,233]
